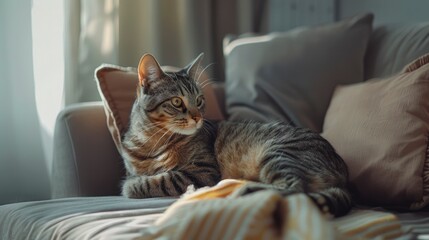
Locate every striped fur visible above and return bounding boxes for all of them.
[216,121,352,217]
[121,53,353,217]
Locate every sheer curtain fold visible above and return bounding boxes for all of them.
[69,0,249,103]
[64,0,119,104]
[64,0,262,104]
[65,0,217,103]
[116,0,216,77]
[0,0,51,204]
[64,0,82,105]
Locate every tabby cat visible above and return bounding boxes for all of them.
[120,53,352,217]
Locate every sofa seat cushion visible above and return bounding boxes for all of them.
[3,183,429,239]
[0,196,176,240]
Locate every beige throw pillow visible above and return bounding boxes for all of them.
[322,54,429,209]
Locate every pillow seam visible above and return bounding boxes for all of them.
[97,68,125,137]
[410,133,429,210]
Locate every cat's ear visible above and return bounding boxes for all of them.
[138,54,164,92]
[185,53,204,81]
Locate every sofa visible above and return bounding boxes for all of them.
[1,13,429,239]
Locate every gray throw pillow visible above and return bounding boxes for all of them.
[225,13,373,132]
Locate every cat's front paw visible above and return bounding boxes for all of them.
[121,177,148,199]
[308,193,334,219]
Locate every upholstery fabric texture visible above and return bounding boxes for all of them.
[95,64,224,153]
[51,102,124,198]
[322,54,429,209]
[224,13,373,132]
[0,196,176,240]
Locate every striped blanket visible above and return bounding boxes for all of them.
[138,179,404,239]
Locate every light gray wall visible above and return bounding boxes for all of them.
[267,0,429,32]
[339,0,429,26]
[269,0,336,31]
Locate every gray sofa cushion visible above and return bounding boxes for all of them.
[52,102,124,198]
[365,23,429,79]
[225,13,373,132]
[0,196,176,240]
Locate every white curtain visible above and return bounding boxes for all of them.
[0,0,257,204]
[64,0,260,104]
[64,0,237,105]
[0,0,52,204]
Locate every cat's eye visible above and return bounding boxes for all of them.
[196,96,204,107]
[171,97,182,108]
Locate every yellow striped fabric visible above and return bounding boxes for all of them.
[334,210,403,239]
[137,180,404,240]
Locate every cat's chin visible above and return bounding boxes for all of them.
[170,120,203,135]
[171,127,198,135]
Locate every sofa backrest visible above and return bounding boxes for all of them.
[365,23,429,79]
[215,23,429,117]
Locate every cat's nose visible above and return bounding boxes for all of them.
[189,109,202,123]
[192,116,201,122]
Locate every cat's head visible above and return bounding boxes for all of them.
[135,53,206,135]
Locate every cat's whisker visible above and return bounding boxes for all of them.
[161,129,175,149]
[149,135,173,158]
[197,63,215,82]
[192,61,203,83]
[143,122,165,133]
[145,122,163,128]
[144,127,165,140]
[146,130,171,158]
[198,78,215,85]
[143,122,165,131]
[128,124,164,145]
[138,126,168,147]
[198,78,215,89]
[201,82,214,90]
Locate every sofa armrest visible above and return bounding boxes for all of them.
[52,102,125,198]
